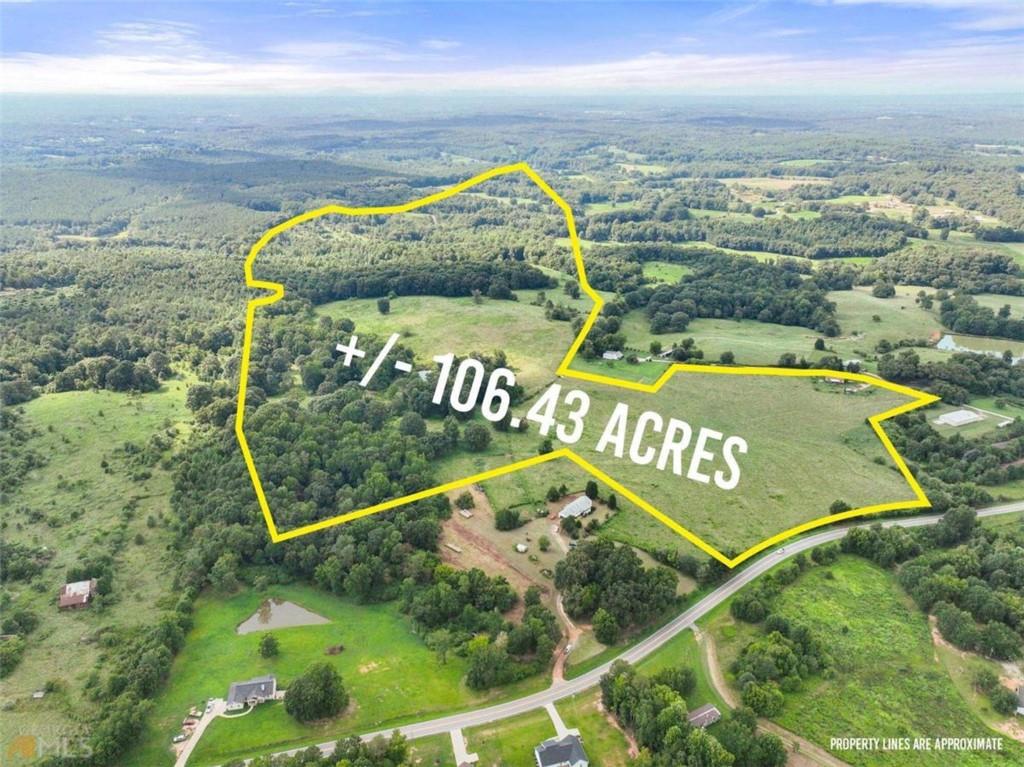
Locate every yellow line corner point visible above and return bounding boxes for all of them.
[235,162,939,568]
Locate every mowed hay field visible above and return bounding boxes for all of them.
[315,286,595,393]
[435,372,914,556]
[130,583,546,767]
[705,557,1024,767]
[1,384,189,755]
[566,374,913,554]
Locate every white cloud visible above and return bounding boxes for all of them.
[99,21,201,49]
[822,0,1024,32]
[263,40,399,59]
[2,35,1020,95]
[759,27,814,38]
[421,38,461,51]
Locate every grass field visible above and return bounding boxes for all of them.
[408,733,456,767]
[635,629,728,711]
[315,290,588,393]
[128,583,547,767]
[555,691,633,766]
[617,284,1024,372]
[1,383,190,756]
[436,367,915,555]
[466,708,556,767]
[642,260,692,283]
[704,557,1024,767]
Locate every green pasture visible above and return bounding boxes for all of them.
[705,557,1024,767]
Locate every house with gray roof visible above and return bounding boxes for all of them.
[226,675,277,712]
[558,495,593,520]
[534,733,588,767]
[687,703,722,728]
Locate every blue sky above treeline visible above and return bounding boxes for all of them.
[1,1,1021,94]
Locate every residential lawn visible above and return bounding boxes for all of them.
[555,691,632,767]
[127,583,548,767]
[408,733,456,767]
[704,556,1024,766]
[1,384,189,756]
[465,707,556,767]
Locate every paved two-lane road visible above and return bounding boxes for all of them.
[241,501,1024,765]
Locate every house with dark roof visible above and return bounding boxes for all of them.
[58,579,97,609]
[226,675,277,712]
[687,703,722,728]
[534,733,588,767]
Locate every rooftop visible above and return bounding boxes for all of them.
[227,675,277,707]
[559,495,593,519]
[535,733,588,767]
[58,578,97,608]
[686,703,722,728]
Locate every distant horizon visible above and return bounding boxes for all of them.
[1,1,1021,96]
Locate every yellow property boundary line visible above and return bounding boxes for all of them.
[235,161,939,568]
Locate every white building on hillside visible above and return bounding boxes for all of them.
[559,496,593,520]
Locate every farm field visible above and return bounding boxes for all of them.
[435,368,914,555]
[703,557,1024,767]
[314,290,589,393]
[618,284,1024,370]
[0,384,189,755]
[128,583,547,767]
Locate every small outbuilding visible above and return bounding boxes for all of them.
[686,703,722,728]
[933,409,985,428]
[534,733,589,767]
[558,496,593,520]
[226,675,277,712]
[58,579,98,609]
[601,350,624,361]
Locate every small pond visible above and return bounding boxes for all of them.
[236,598,330,635]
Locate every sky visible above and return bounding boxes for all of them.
[0,1,1021,95]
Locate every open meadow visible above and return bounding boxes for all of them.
[704,556,1024,767]
[0,384,189,756]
